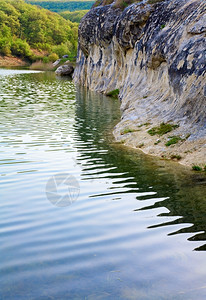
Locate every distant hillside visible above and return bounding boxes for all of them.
[0,0,78,61]
[26,0,94,12]
[60,10,88,22]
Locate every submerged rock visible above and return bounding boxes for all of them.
[56,64,74,76]
[74,0,206,167]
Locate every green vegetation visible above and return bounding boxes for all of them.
[60,10,88,22]
[113,0,137,9]
[165,136,182,147]
[26,1,94,12]
[154,139,161,145]
[137,122,151,128]
[29,55,71,70]
[48,52,59,62]
[191,165,206,172]
[121,128,135,135]
[94,0,142,10]
[92,0,103,7]
[93,0,164,9]
[106,89,120,98]
[0,0,78,61]
[192,165,203,171]
[138,143,144,148]
[148,122,179,136]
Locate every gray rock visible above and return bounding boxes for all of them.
[78,5,122,56]
[115,3,154,50]
[52,59,61,67]
[74,0,206,135]
[188,14,206,34]
[55,64,74,76]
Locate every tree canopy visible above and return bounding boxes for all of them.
[0,0,79,60]
[60,10,88,22]
[26,1,94,12]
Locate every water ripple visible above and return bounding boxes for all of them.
[0,70,206,300]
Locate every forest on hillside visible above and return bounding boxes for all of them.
[26,0,94,12]
[60,10,88,22]
[0,0,78,61]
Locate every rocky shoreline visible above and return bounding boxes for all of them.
[73,0,206,168]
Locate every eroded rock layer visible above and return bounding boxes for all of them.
[74,0,206,167]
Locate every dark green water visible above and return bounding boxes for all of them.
[0,69,206,299]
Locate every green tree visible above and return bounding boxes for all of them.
[0,0,79,60]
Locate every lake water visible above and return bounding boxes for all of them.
[0,69,206,300]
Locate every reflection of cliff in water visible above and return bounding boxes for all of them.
[74,86,206,251]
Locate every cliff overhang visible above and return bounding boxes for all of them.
[74,0,206,167]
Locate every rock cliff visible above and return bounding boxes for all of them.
[73,0,206,167]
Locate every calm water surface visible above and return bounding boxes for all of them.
[0,69,206,300]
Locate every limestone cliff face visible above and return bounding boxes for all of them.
[74,0,206,167]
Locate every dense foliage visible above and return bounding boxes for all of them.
[60,10,88,22]
[26,1,94,12]
[93,0,164,9]
[0,0,78,60]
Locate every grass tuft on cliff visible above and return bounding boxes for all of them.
[165,136,182,147]
[106,89,119,98]
[192,165,202,171]
[148,123,179,136]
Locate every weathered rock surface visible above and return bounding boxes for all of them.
[53,59,61,67]
[73,0,206,167]
[56,64,74,76]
